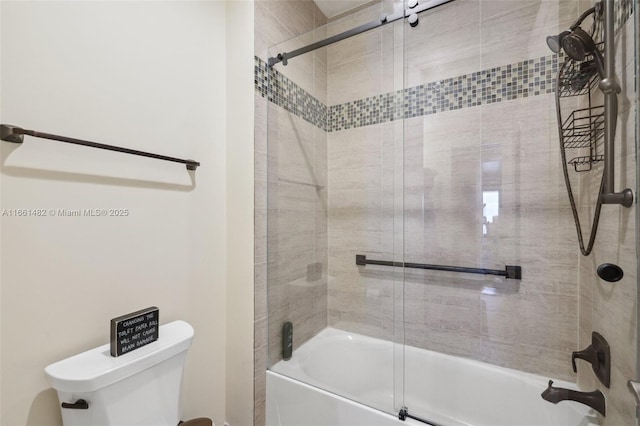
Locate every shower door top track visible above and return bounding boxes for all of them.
[268,0,454,67]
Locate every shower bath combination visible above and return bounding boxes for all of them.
[261,0,639,424]
[549,0,633,256]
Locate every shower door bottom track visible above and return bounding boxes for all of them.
[399,407,439,426]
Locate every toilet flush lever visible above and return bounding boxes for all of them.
[61,399,89,409]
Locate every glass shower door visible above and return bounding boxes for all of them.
[402,0,638,425]
[264,0,407,418]
[400,2,487,424]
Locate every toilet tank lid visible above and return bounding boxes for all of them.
[45,320,194,393]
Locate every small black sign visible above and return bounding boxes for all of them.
[110,307,159,357]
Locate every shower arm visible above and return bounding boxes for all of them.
[600,0,633,206]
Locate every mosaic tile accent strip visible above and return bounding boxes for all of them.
[257,54,559,132]
[255,2,633,133]
[254,56,269,97]
[328,54,559,132]
[255,56,327,131]
[615,0,633,32]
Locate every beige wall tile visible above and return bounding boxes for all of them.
[575,15,637,426]
[404,0,481,86]
[255,1,328,424]
[325,0,586,388]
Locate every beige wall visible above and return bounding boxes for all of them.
[225,2,256,426]
[1,2,254,426]
[576,4,637,424]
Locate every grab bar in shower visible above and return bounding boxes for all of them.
[0,124,200,171]
[355,254,522,279]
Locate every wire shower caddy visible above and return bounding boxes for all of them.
[558,44,605,172]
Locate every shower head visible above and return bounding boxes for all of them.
[562,27,606,79]
[546,4,598,55]
[545,4,606,80]
[546,31,570,54]
[561,27,596,61]
[546,25,605,79]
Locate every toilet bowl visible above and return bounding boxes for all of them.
[45,320,194,426]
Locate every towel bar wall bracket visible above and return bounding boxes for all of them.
[1,124,24,144]
[355,254,522,280]
[0,124,200,171]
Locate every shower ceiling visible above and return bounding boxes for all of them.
[313,0,373,18]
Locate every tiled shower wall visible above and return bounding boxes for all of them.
[576,2,637,424]
[327,0,582,382]
[262,58,328,370]
[255,0,637,425]
[254,2,327,425]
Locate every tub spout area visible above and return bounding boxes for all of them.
[541,380,606,416]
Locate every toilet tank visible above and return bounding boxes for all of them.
[45,320,194,426]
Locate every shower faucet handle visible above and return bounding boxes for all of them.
[571,332,611,388]
[571,345,597,373]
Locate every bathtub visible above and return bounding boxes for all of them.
[267,328,600,426]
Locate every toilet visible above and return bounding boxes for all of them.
[45,320,200,426]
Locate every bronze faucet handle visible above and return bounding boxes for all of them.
[572,344,597,373]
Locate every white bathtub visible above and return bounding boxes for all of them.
[267,328,601,426]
